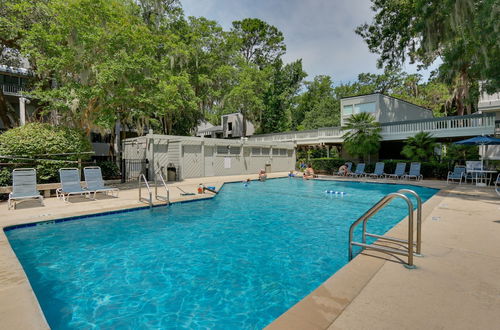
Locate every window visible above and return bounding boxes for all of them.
[261,148,270,156]
[251,147,261,156]
[280,149,287,156]
[227,122,233,131]
[229,146,240,155]
[272,148,280,156]
[354,102,376,114]
[343,105,353,115]
[216,146,229,155]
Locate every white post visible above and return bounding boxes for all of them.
[19,97,27,126]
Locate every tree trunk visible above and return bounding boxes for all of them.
[0,90,13,128]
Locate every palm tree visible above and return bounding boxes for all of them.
[401,131,437,161]
[342,113,381,162]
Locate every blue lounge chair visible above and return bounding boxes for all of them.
[8,168,44,210]
[385,163,406,179]
[403,162,423,181]
[84,166,119,199]
[349,163,366,177]
[366,162,384,178]
[57,168,92,202]
[447,166,466,184]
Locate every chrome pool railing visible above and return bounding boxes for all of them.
[154,167,170,204]
[138,173,153,208]
[348,189,422,268]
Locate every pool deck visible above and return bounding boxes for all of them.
[0,173,499,329]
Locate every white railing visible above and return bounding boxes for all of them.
[1,84,26,95]
[249,113,496,144]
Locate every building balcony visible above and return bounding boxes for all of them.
[1,84,28,96]
[249,113,496,145]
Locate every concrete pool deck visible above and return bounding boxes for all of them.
[0,173,499,329]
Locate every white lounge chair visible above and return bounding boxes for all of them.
[84,166,119,199]
[57,168,92,202]
[8,168,44,210]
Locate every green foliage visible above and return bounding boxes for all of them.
[356,0,500,116]
[401,132,437,161]
[297,158,347,174]
[0,123,92,184]
[96,161,120,179]
[295,76,339,130]
[443,144,479,164]
[342,113,381,162]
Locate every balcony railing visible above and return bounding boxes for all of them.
[1,84,27,95]
[249,113,496,143]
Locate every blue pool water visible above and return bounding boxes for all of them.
[6,178,437,329]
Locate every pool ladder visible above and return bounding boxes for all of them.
[348,189,422,268]
[138,168,170,208]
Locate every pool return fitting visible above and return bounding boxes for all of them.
[348,189,422,269]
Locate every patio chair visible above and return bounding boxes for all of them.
[336,162,352,176]
[57,168,92,202]
[349,163,366,177]
[495,173,500,196]
[8,168,44,210]
[464,161,482,183]
[384,162,406,180]
[403,162,423,181]
[366,162,385,178]
[84,166,119,199]
[447,166,466,184]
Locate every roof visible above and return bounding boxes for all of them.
[340,92,432,111]
[0,65,32,76]
[198,125,223,133]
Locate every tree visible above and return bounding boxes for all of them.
[260,59,306,133]
[230,18,286,68]
[401,132,437,161]
[356,0,500,116]
[342,113,381,162]
[294,75,339,130]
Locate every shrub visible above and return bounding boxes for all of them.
[297,158,347,174]
[96,161,121,179]
[0,123,92,185]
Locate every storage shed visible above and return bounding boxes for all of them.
[122,134,296,181]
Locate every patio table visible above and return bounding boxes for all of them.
[466,169,498,187]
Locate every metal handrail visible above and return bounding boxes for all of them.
[154,167,170,203]
[138,173,153,208]
[349,192,416,268]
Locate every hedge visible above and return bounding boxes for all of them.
[0,123,92,185]
[298,158,453,179]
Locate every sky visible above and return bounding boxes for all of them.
[181,0,439,85]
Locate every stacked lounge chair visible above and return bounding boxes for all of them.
[365,162,384,178]
[385,162,406,180]
[8,168,44,210]
[403,162,423,181]
[84,166,119,199]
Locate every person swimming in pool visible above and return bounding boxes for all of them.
[258,169,267,181]
[303,164,315,180]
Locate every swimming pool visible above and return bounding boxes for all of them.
[6,178,437,329]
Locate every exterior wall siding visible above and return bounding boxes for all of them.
[122,135,295,181]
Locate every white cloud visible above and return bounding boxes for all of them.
[181,0,436,84]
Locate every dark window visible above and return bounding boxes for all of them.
[228,122,233,130]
